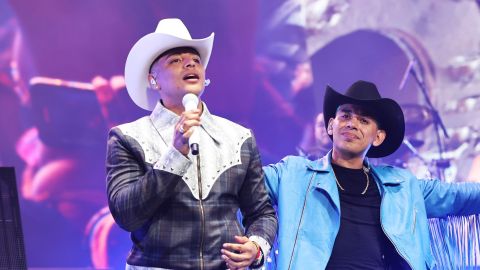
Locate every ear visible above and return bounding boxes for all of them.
[147,74,159,89]
[327,118,334,135]
[372,129,386,147]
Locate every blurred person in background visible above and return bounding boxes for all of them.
[297,112,332,160]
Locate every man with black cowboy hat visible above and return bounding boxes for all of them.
[263,80,480,269]
[106,18,277,270]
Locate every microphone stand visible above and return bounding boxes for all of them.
[409,60,450,180]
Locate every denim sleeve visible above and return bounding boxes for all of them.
[419,179,480,218]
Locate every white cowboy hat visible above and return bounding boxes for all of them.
[125,18,214,111]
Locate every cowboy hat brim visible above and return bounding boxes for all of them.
[323,85,405,158]
[125,32,214,111]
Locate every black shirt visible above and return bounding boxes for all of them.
[326,163,407,269]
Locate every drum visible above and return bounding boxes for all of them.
[86,206,130,269]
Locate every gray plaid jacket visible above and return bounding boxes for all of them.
[106,102,277,270]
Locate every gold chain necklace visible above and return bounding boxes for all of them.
[333,166,370,195]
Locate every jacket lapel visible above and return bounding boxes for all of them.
[308,153,341,212]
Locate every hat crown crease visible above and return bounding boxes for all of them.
[345,81,382,100]
[155,19,193,40]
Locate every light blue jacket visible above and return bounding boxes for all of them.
[263,153,480,270]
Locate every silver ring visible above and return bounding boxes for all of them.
[178,125,185,134]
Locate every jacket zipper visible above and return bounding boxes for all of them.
[287,171,317,270]
[380,191,415,270]
[412,207,417,234]
[196,155,205,270]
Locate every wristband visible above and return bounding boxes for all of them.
[251,241,264,268]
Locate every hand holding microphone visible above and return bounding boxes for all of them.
[173,94,201,155]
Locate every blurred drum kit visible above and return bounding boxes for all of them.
[388,95,480,182]
[382,103,434,179]
[376,52,480,182]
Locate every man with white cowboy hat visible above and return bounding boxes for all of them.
[106,18,277,270]
[263,80,480,269]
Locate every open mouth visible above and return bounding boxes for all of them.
[183,74,200,81]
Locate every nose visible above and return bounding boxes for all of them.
[345,117,358,129]
[184,58,196,68]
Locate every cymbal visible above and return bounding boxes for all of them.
[402,103,433,135]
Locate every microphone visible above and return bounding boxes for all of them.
[182,93,200,155]
[204,79,210,86]
[398,59,415,91]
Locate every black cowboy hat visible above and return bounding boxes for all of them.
[323,80,405,158]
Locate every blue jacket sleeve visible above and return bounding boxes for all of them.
[419,179,480,218]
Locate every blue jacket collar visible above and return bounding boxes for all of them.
[306,151,404,186]
[307,151,340,210]
[306,151,371,172]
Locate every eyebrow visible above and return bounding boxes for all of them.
[163,54,179,61]
[337,108,374,119]
[164,53,200,60]
[339,108,353,113]
[149,48,200,72]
